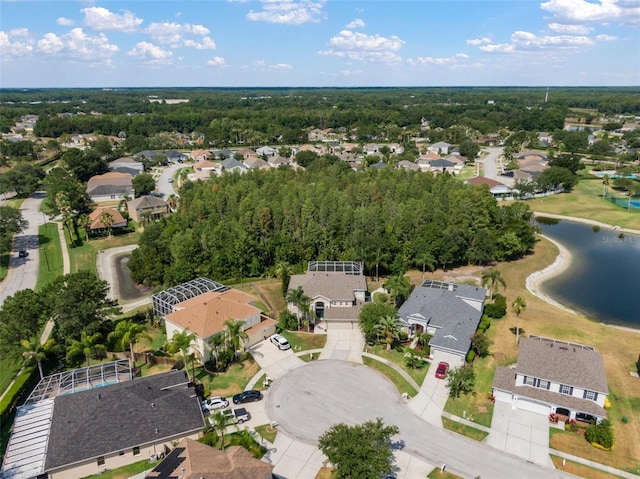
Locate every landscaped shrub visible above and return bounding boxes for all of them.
[466,350,476,363]
[484,294,507,319]
[585,419,614,450]
[478,315,492,333]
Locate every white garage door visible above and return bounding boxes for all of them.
[517,398,551,415]
[326,321,355,330]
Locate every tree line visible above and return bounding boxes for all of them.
[129,166,538,287]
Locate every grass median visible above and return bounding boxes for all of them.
[36,222,64,291]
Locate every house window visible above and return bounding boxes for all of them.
[560,384,573,395]
[583,390,598,401]
[97,457,105,466]
[524,376,535,386]
[133,446,140,456]
[538,379,550,390]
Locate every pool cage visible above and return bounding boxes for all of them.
[307,261,363,275]
[152,277,228,318]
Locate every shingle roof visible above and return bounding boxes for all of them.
[517,337,608,393]
[165,289,260,339]
[86,172,133,196]
[146,439,273,479]
[397,281,486,355]
[288,272,367,303]
[467,176,505,188]
[45,371,203,471]
[128,195,168,210]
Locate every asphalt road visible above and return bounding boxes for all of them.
[155,164,181,198]
[0,192,45,306]
[266,360,576,479]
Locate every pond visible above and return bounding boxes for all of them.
[113,253,152,301]
[537,218,640,328]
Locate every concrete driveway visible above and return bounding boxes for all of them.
[407,364,448,427]
[318,328,365,363]
[485,401,554,467]
[249,340,305,379]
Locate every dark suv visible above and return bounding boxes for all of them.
[232,390,263,404]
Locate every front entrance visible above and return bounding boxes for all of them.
[315,301,325,319]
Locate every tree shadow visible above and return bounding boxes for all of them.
[509,327,525,337]
[389,438,405,451]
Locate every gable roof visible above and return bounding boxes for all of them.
[165,289,260,339]
[517,337,608,393]
[45,371,203,471]
[86,172,133,196]
[220,158,247,171]
[429,159,455,168]
[244,157,268,169]
[88,208,127,229]
[288,272,367,302]
[128,195,168,210]
[398,281,487,355]
[146,439,273,479]
[466,176,505,188]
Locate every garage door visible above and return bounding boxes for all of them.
[326,321,355,330]
[517,398,550,415]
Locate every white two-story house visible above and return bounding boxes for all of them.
[492,336,609,423]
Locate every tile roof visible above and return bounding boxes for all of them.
[146,439,273,479]
[517,337,608,393]
[88,208,127,229]
[165,289,261,339]
[466,176,505,188]
[45,371,204,471]
[288,272,367,303]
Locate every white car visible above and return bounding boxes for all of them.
[201,396,229,412]
[269,334,291,350]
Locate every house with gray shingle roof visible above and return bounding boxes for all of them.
[397,280,487,365]
[287,261,368,331]
[220,158,247,174]
[427,141,451,155]
[127,195,169,223]
[492,336,609,423]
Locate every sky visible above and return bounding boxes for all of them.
[1,0,639,88]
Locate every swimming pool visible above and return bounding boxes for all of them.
[595,172,639,179]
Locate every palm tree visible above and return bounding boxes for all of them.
[207,410,236,450]
[140,211,153,227]
[369,246,390,282]
[168,329,197,380]
[223,319,248,360]
[511,296,527,344]
[375,316,402,353]
[386,274,411,308]
[414,251,435,281]
[108,320,150,367]
[602,176,609,199]
[274,261,293,297]
[78,213,91,242]
[21,336,56,379]
[99,211,114,237]
[481,268,506,301]
[286,286,310,330]
[66,332,106,368]
[167,193,179,212]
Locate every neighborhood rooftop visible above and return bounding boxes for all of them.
[152,277,227,317]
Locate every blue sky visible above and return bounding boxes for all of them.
[1,0,638,87]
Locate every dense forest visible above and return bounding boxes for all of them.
[129,165,537,287]
[2,87,639,147]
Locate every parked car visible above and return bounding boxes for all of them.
[209,408,251,425]
[232,390,263,404]
[201,396,229,412]
[435,361,449,379]
[18,250,28,258]
[269,333,291,351]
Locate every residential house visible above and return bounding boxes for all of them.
[108,157,144,176]
[211,148,235,160]
[369,161,388,170]
[397,280,487,366]
[88,207,127,233]
[287,261,368,331]
[492,336,609,423]
[220,158,248,174]
[363,143,382,155]
[397,160,420,171]
[86,172,134,202]
[466,176,513,198]
[308,128,326,141]
[416,152,441,171]
[388,143,404,155]
[243,157,269,170]
[134,150,164,163]
[538,132,553,147]
[189,149,211,162]
[165,150,188,164]
[267,155,291,168]
[427,141,451,155]
[428,158,456,175]
[164,288,276,361]
[127,195,169,223]
[235,148,259,160]
[192,159,220,181]
[0,366,204,479]
[256,146,278,158]
[145,438,274,479]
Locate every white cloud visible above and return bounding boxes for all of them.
[466,37,492,45]
[340,69,363,76]
[183,37,216,50]
[346,18,365,29]
[319,30,404,63]
[548,22,592,33]
[145,22,214,49]
[595,33,617,40]
[0,30,35,58]
[408,53,469,66]
[82,7,143,33]
[540,0,640,26]
[127,41,173,63]
[478,30,595,53]
[252,59,293,70]
[57,17,74,27]
[247,0,326,25]
[207,56,226,66]
[36,28,118,61]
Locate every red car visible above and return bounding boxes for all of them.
[435,362,449,379]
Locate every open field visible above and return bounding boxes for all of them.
[36,222,64,291]
[68,231,140,274]
[525,174,640,230]
[418,236,640,471]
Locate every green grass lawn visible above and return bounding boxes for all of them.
[442,417,489,442]
[0,252,9,282]
[194,358,261,397]
[79,458,158,479]
[366,342,429,386]
[68,231,140,274]
[36,222,64,291]
[526,173,640,230]
[255,423,278,443]
[0,357,22,394]
[281,331,327,351]
[362,356,418,397]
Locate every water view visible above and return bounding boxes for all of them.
[537,219,640,328]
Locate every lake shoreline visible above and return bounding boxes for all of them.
[529,213,640,334]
